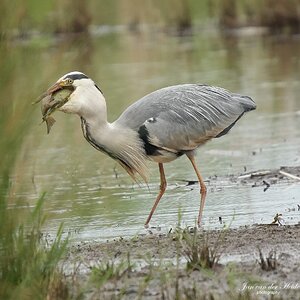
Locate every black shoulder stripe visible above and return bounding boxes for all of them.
[138,124,186,157]
[138,125,160,156]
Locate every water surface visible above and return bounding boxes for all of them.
[4,29,300,240]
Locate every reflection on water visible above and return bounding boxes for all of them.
[2,30,300,241]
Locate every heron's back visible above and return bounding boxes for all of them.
[114,84,256,153]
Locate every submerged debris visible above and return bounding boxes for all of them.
[181,166,300,191]
[238,166,300,189]
[279,170,300,181]
[262,180,270,192]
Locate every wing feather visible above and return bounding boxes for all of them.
[114,84,256,152]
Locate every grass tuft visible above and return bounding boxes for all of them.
[184,231,221,270]
[257,248,278,271]
[0,195,69,299]
[90,252,134,288]
[173,227,226,271]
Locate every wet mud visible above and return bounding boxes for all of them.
[64,166,300,299]
[66,224,300,299]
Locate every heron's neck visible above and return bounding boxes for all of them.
[80,117,148,181]
[80,116,113,153]
[80,116,137,158]
[77,87,108,126]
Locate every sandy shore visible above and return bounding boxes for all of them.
[66,223,300,299]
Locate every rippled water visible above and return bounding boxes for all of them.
[4,29,300,241]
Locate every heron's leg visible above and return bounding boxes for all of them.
[186,153,207,227]
[144,163,167,228]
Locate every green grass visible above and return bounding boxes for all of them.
[90,255,133,288]
[0,194,69,300]
[0,68,70,298]
[183,229,223,270]
[169,225,227,271]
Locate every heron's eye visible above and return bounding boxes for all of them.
[67,79,73,85]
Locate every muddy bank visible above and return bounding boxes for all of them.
[63,166,300,299]
[66,224,300,299]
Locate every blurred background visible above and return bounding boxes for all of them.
[1,0,300,240]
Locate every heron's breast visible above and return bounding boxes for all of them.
[147,150,184,163]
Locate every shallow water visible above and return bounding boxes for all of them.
[3,29,300,241]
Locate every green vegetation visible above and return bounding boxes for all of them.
[180,228,224,270]
[0,196,69,299]
[1,0,300,39]
[90,253,133,288]
[0,42,69,299]
[0,107,69,299]
[69,227,264,299]
[218,0,300,33]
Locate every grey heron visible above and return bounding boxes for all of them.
[41,71,256,227]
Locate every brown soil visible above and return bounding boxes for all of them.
[66,224,300,299]
[64,166,300,299]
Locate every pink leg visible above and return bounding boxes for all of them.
[144,163,167,228]
[186,153,207,227]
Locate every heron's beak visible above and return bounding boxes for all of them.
[34,81,64,104]
[47,81,63,94]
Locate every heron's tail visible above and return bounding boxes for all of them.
[232,94,256,112]
[215,93,256,138]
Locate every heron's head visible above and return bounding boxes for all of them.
[44,71,105,118]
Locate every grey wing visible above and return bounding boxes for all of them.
[115,84,256,152]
